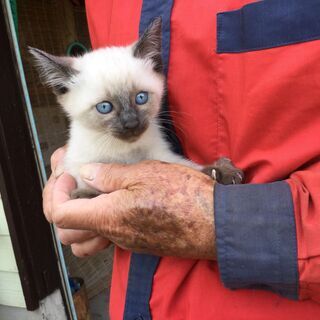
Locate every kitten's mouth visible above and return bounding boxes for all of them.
[112,122,148,142]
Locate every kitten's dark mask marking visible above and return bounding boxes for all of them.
[109,92,149,142]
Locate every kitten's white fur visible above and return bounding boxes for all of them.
[30,19,204,194]
[59,46,201,191]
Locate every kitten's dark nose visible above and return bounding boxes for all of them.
[124,118,139,129]
[121,112,139,129]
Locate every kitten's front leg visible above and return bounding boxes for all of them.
[174,156,244,185]
[201,157,244,185]
[153,150,243,185]
[151,149,202,170]
[70,188,101,199]
[68,171,101,199]
[148,143,244,185]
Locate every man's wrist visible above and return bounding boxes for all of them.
[190,178,216,260]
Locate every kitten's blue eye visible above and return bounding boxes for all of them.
[135,91,149,105]
[96,101,113,114]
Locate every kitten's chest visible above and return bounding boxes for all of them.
[64,139,148,173]
[94,146,148,164]
[64,141,149,189]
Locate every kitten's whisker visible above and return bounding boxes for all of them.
[158,109,192,118]
[152,119,186,140]
[157,118,186,137]
[158,110,191,135]
[159,121,185,136]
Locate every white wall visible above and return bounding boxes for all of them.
[0,194,26,308]
[0,194,67,319]
[0,289,67,320]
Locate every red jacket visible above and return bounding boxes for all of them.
[85,0,320,319]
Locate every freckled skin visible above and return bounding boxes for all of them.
[90,161,216,259]
[44,150,218,259]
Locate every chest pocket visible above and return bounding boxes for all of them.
[217,0,320,53]
[214,0,320,183]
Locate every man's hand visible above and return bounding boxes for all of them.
[44,147,110,257]
[45,159,216,260]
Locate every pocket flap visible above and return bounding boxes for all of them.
[217,0,320,53]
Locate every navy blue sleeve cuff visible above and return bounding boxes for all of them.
[214,181,299,299]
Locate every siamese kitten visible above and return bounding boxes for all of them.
[30,18,243,198]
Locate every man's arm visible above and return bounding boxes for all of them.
[44,149,320,303]
[45,160,216,260]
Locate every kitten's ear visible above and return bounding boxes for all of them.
[133,17,163,73]
[28,47,77,95]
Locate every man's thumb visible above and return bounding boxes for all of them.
[80,163,128,193]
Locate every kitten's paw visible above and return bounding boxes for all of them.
[71,188,101,199]
[202,157,244,185]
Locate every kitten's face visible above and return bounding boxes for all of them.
[62,46,164,141]
[30,18,164,142]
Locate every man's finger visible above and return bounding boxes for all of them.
[71,236,111,257]
[50,146,67,178]
[51,172,128,231]
[42,174,56,222]
[52,191,126,231]
[51,172,92,229]
[52,172,77,204]
[56,228,97,245]
[43,146,67,223]
[50,146,66,170]
[79,163,130,193]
